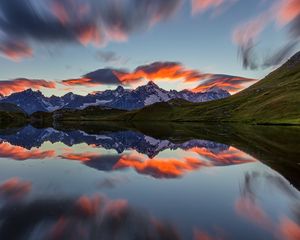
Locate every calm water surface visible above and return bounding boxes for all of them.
[0,125,299,240]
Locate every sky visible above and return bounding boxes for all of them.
[0,0,299,96]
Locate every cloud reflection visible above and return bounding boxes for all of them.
[0,142,55,160]
[235,172,300,239]
[0,178,31,201]
[0,194,181,240]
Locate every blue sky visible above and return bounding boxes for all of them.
[0,0,299,96]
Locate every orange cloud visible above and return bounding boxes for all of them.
[277,0,300,25]
[233,12,270,47]
[191,0,224,15]
[61,62,252,93]
[0,142,55,160]
[51,1,70,25]
[0,40,32,61]
[77,25,103,47]
[191,0,239,16]
[279,217,300,240]
[193,229,224,240]
[233,0,300,69]
[0,177,31,200]
[192,75,256,93]
[61,77,96,87]
[0,0,181,60]
[0,78,56,96]
[114,62,202,84]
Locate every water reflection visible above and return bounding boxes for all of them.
[235,172,300,240]
[0,125,298,239]
[0,125,256,178]
[0,193,181,240]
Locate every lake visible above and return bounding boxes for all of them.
[0,123,299,240]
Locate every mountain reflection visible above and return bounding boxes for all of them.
[0,125,299,239]
[0,125,257,178]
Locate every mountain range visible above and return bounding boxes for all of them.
[0,81,230,114]
[112,51,300,125]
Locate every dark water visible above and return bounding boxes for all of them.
[0,124,299,240]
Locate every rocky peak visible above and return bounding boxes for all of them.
[116,86,125,92]
[206,87,230,95]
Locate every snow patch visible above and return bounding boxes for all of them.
[79,99,112,109]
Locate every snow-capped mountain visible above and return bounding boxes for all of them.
[0,82,230,114]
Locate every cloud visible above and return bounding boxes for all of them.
[0,40,32,61]
[0,64,253,96]
[95,50,129,64]
[114,61,202,83]
[192,74,256,92]
[276,0,300,25]
[62,62,202,87]
[279,218,300,240]
[191,0,238,16]
[62,69,124,86]
[0,0,182,60]
[194,228,225,240]
[0,78,56,96]
[62,62,253,93]
[233,0,300,69]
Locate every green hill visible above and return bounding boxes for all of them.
[123,52,300,124]
[0,103,28,127]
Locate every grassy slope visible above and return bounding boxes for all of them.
[123,59,300,124]
[0,103,28,127]
[52,106,127,122]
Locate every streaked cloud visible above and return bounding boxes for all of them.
[62,61,202,87]
[0,0,182,60]
[0,64,254,96]
[115,62,202,83]
[233,0,300,69]
[0,40,32,61]
[62,62,254,93]
[192,74,256,92]
[95,50,129,65]
[62,69,124,86]
[279,217,300,240]
[191,0,238,15]
[0,79,56,96]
